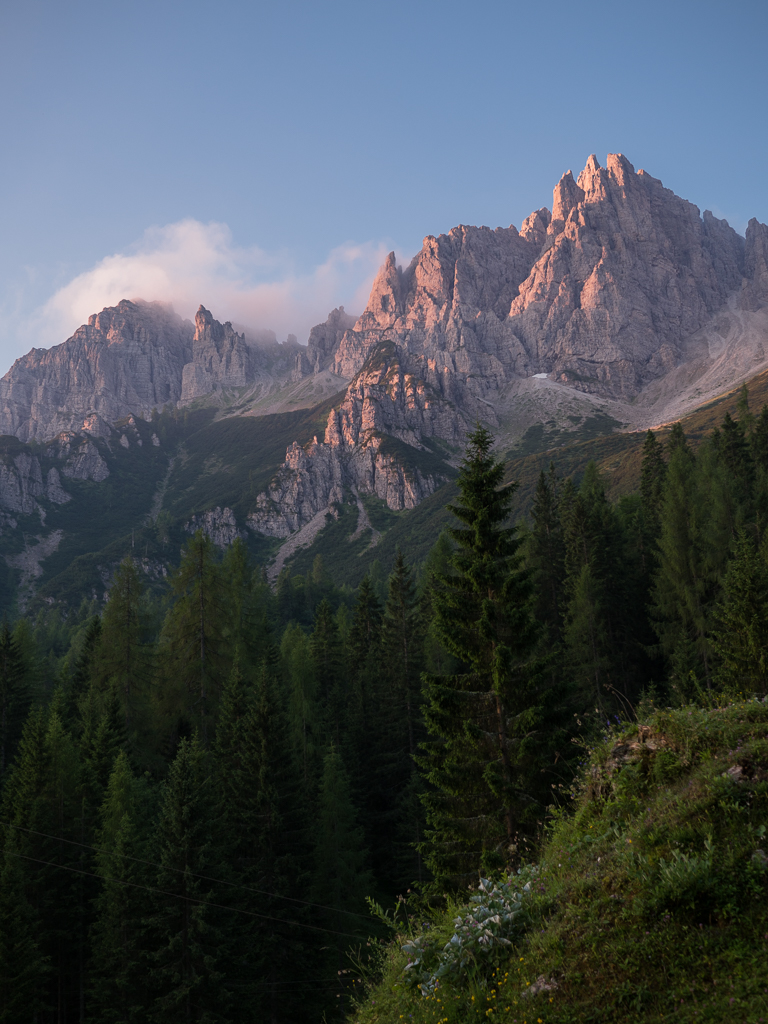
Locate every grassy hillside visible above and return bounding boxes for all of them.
[502,367,768,515]
[351,696,768,1024]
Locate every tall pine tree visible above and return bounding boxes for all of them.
[420,425,538,885]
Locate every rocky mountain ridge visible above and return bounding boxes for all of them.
[0,301,302,442]
[264,153,768,537]
[308,154,764,403]
[2,152,768,582]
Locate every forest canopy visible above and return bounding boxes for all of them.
[2,391,768,1023]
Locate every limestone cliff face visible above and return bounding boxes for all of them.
[0,302,274,441]
[0,433,108,518]
[743,219,768,310]
[507,156,746,395]
[317,154,755,403]
[305,306,358,374]
[248,344,449,537]
[0,301,194,441]
[329,227,540,418]
[259,152,768,544]
[184,506,245,547]
[180,306,253,401]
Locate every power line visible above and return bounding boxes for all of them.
[7,849,367,942]
[2,821,374,922]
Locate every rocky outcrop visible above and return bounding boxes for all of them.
[0,452,76,516]
[180,306,253,401]
[742,219,768,310]
[248,344,449,537]
[0,431,112,521]
[0,302,282,441]
[47,434,110,482]
[45,468,71,504]
[0,300,195,441]
[506,155,746,395]
[303,155,762,407]
[0,454,46,515]
[329,225,540,410]
[184,506,245,548]
[263,153,768,546]
[305,306,358,374]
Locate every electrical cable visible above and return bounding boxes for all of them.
[6,849,368,941]
[2,821,375,922]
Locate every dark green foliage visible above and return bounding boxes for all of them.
[527,465,566,639]
[312,745,373,937]
[381,552,423,761]
[65,615,103,727]
[0,830,49,1022]
[7,395,768,1022]
[89,751,153,1023]
[0,622,30,782]
[420,425,538,885]
[652,441,721,695]
[160,531,228,746]
[752,403,768,470]
[561,462,649,709]
[145,737,229,1024]
[312,597,345,746]
[711,532,768,694]
[97,557,154,743]
[639,429,666,537]
[0,699,88,1019]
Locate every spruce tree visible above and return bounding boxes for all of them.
[60,614,103,732]
[0,830,49,1022]
[145,737,229,1023]
[311,598,345,747]
[561,466,617,708]
[347,574,382,738]
[528,465,566,639]
[420,425,538,884]
[280,624,318,790]
[313,745,372,913]
[752,404,768,472]
[98,557,154,740]
[421,532,459,676]
[563,563,610,713]
[160,532,227,746]
[652,442,716,693]
[381,552,423,760]
[214,661,310,1023]
[1,699,86,1020]
[379,553,426,886]
[640,429,667,539]
[718,411,754,507]
[90,750,153,1023]
[667,421,691,457]
[0,622,29,783]
[711,532,768,694]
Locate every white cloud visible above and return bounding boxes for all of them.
[30,219,390,349]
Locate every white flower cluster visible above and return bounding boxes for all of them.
[401,868,537,995]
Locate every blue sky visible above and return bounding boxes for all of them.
[1,0,766,368]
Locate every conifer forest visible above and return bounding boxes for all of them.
[3,390,768,1024]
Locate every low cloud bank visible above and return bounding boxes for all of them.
[31,219,390,351]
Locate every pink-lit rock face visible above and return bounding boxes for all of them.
[248,343,452,537]
[308,152,756,402]
[179,306,252,401]
[4,153,768,539]
[250,153,768,535]
[0,301,276,441]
